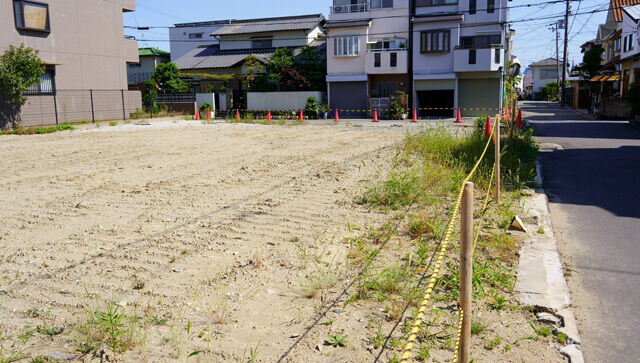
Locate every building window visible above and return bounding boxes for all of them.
[189,33,203,39]
[630,34,635,51]
[13,0,50,32]
[469,0,476,14]
[416,0,457,6]
[420,30,450,53]
[487,0,495,13]
[494,49,500,64]
[371,0,394,9]
[27,68,54,94]
[615,38,621,52]
[252,38,272,48]
[624,37,628,52]
[334,36,360,56]
[469,49,477,64]
[390,52,397,67]
[540,69,557,79]
[374,53,381,67]
[129,63,142,68]
[460,35,502,49]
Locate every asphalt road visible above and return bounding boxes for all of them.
[523,101,640,362]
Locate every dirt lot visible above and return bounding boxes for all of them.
[0,121,567,362]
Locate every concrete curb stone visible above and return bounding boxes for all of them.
[514,157,585,363]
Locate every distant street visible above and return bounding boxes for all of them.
[524,101,640,362]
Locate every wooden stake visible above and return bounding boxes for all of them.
[459,182,474,363]
[495,115,501,204]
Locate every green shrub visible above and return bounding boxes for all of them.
[199,102,212,112]
[626,83,640,118]
[305,96,318,119]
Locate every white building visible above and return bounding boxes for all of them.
[620,4,640,95]
[324,0,512,118]
[325,0,410,117]
[412,0,511,117]
[528,58,563,100]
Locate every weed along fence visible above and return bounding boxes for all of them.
[0,89,142,129]
[400,115,506,363]
[216,107,501,122]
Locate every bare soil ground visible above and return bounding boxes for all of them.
[0,121,566,362]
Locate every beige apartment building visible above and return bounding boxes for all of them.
[0,0,142,127]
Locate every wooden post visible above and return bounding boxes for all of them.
[459,182,474,363]
[495,115,501,204]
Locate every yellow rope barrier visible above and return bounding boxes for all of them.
[399,124,496,363]
[452,307,464,363]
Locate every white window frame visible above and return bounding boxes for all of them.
[334,36,360,56]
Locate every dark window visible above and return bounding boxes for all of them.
[416,0,457,6]
[459,35,502,49]
[494,49,500,64]
[420,30,451,53]
[252,39,273,49]
[13,0,50,32]
[469,0,476,14]
[374,53,381,67]
[487,0,495,13]
[390,52,397,67]
[189,33,203,39]
[26,68,54,94]
[469,49,477,65]
[371,0,394,9]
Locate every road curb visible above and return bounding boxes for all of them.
[514,159,584,363]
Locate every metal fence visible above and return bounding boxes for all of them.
[0,89,143,129]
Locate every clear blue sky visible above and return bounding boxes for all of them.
[124,0,609,70]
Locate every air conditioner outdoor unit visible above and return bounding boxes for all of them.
[334,6,344,12]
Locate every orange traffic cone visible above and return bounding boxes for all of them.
[334,109,339,122]
[299,109,304,122]
[411,108,418,123]
[455,108,462,123]
[205,108,211,120]
[372,109,379,122]
[267,110,272,123]
[195,108,200,121]
[236,109,241,121]
[516,109,523,129]
[485,115,493,140]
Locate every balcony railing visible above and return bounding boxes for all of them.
[331,3,369,14]
[366,48,408,53]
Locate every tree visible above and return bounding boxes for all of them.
[582,47,604,79]
[266,48,295,90]
[298,46,326,91]
[242,55,265,91]
[0,44,45,128]
[143,62,190,111]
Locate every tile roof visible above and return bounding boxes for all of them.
[612,0,640,21]
[210,14,325,36]
[138,48,170,57]
[174,40,326,70]
[530,58,559,67]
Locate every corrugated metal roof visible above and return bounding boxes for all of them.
[139,48,170,57]
[174,40,326,70]
[210,14,325,36]
[612,0,640,21]
[623,4,640,20]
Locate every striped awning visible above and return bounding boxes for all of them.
[590,76,604,82]
[605,75,621,81]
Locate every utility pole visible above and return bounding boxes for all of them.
[555,22,560,100]
[408,0,415,112]
[561,0,570,107]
